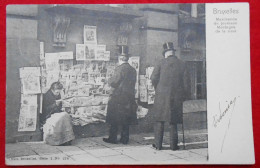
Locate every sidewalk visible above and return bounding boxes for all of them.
[6,131,208,165]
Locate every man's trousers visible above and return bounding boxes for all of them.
[154,121,178,150]
[108,124,130,143]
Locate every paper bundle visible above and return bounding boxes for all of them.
[137,106,149,119]
[71,105,106,126]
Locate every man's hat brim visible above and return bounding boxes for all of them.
[162,48,176,56]
[119,54,130,58]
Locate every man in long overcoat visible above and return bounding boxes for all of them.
[103,46,137,144]
[151,42,186,150]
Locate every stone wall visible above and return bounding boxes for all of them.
[6,5,41,142]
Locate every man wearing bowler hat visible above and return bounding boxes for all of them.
[151,42,186,150]
[103,45,138,144]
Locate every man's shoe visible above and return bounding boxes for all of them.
[170,146,180,151]
[120,139,128,145]
[152,144,162,150]
[103,138,117,144]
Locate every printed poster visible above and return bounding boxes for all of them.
[18,94,38,132]
[139,75,148,102]
[147,79,154,91]
[85,43,97,60]
[104,51,110,61]
[96,45,106,60]
[148,90,155,105]
[21,75,41,94]
[146,73,155,104]
[76,44,85,61]
[60,60,73,71]
[20,67,41,94]
[59,51,73,60]
[45,52,60,72]
[146,67,154,79]
[19,67,41,78]
[21,94,38,106]
[84,25,97,44]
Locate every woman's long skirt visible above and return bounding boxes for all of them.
[43,112,75,145]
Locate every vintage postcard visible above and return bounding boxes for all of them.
[5,3,254,165]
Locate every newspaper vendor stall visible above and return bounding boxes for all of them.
[16,23,150,139]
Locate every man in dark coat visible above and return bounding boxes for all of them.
[103,46,138,144]
[151,42,186,150]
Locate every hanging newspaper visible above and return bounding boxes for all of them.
[146,72,155,104]
[18,94,38,132]
[45,52,60,72]
[19,67,41,94]
[147,90,155,104]
[21,76,40,94]
[96,45,106,61]
[60,60,73,71]
[19,67,41,78]
[59,51,73,60]
[139,75,148,102]
[129,56,140,98]
[146,66,154,79]
[76,44,85,61]
[85,43,97,60]
[84,25,97,44]
[104,51,110,61]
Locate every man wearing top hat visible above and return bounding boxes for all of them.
[103,45,138,144]
[151,42,186,150]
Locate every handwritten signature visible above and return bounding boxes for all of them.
[213,96,238,128]
[212,96,239,152]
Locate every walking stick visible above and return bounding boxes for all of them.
[182,113,186,150]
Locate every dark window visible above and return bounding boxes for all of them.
[186,61,206,100]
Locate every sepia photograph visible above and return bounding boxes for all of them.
[6,3,208,165]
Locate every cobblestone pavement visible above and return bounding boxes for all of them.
[6,131,208,165]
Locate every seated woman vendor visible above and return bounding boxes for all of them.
[40,82,75,146]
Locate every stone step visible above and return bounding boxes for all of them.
[163,129,208,143]
[131,129,208,150]
[178,141,208,150]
